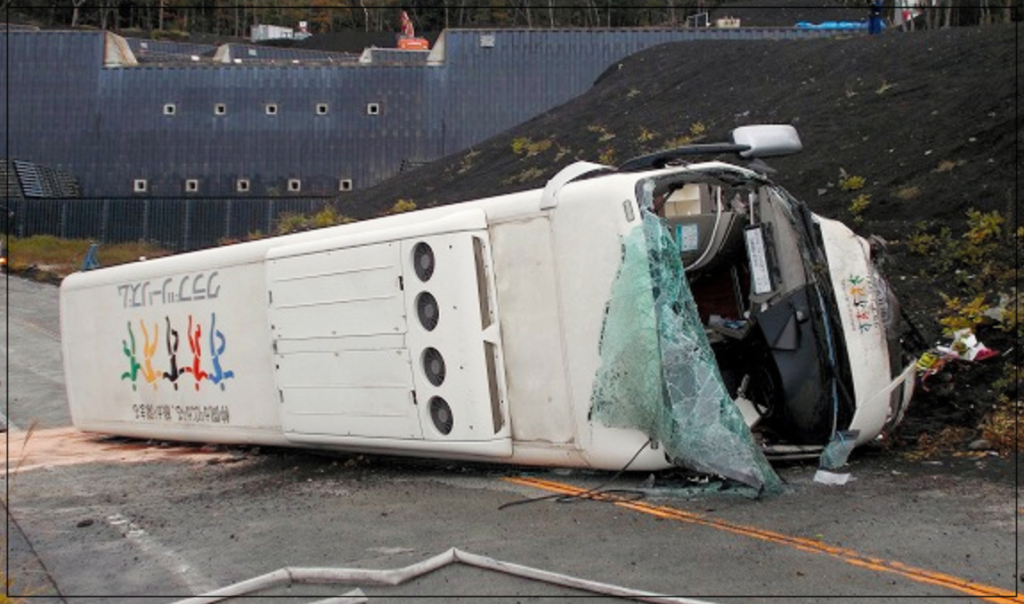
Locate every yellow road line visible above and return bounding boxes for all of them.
[505,476,1021,604]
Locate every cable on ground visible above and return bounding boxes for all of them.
[498,439,653,510]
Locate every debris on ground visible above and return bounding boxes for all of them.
[934,329,999,363]
[813,469,854,486]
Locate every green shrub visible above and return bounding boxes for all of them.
[511,137,530,155]
[938,294,990,335]
[389,199,417,214]
[964,208,1004,245]
[313,205,353,227]
[587,124,615,143]
[849,193,871,222]
[274,212,311,235]
[274,204,353,235]
[502,167,545,185]
[636,128,657,143]
[665,123,707,148]
[511,137,553,157]
[839,173,866,192]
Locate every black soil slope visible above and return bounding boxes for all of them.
[339,25,1020,448]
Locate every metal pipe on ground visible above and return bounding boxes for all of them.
[170,547,718,604]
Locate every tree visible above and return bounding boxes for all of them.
[70,0,87,27]
[5,0,1018,36]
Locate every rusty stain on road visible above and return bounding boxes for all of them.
[507,476,1022,604]
[3,427,239,475]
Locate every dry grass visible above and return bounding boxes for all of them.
[901,426,975,461]
[934,159,966,173]
[501,167,546,185]
[0,555,27,604]
[981,396,1023,455]
[7,236,172,279]
[0,572,21,603]
[894,186,921,201]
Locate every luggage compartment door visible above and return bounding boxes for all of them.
[268,241,423,440]
[266,209,512,458]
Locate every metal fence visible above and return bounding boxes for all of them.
[5,196,336,252]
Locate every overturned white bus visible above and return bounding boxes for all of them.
[59,126,914,492]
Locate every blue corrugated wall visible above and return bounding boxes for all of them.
[2,32,104,189]
[91,63,437,195]
[1,27,839,198]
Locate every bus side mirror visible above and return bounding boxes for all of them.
[730,125,803,158]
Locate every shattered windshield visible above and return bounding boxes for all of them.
[590,191,782,495]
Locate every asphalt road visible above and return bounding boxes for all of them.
[2,274,1021,603]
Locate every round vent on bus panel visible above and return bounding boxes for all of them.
[413,242,435,282]
[422,347,446,387]
[416,292,440,331]
[429,397,454,435]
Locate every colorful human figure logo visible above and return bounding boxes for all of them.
[121,314,235,392]
[120,322,141,391]
[183,315,209,390]
[207,313,235,391]
[139,320,161,389]
[162,317,184,390]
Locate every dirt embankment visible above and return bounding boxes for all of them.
[339,25,1021,450]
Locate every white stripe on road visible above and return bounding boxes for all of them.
[106,512,218,595]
